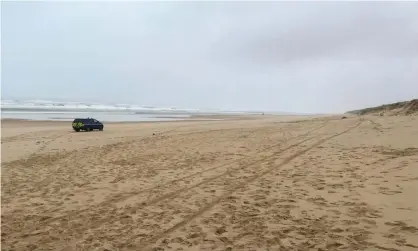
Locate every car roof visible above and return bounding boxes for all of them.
[73,118,98,121]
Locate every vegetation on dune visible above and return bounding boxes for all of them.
[346,99,418,116]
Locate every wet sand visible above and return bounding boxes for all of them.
[1,115,418,251]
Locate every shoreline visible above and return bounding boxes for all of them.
[0,117,225,126]
[0,113,318,124]
[0,112,265,124]
[0,115,253,127]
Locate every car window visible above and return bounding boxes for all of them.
[93,119,98,123]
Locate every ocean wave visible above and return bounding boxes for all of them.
[1,99,202,113]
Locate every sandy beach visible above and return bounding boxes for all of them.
[1,115,418,251]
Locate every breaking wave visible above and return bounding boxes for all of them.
[0,99,205,114]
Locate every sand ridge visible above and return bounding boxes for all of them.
[1,115,418,251]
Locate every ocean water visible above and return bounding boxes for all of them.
[0,111,194,122]
[0,99,246,122]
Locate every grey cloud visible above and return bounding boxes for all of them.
[2,1,418,113]
[212,2,418,66]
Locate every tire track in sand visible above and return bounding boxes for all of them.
[31,121,327,246]
[2,131,70,166]
[38,120,328,227]
[1,119,331,249]
[132,134,322,209]
[1,132,39,144]
[1,121,231,166]
[104,120,329,206]
[54,126,323,247]
[138,119,362,250]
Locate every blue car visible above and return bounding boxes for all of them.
[72,118,104,132]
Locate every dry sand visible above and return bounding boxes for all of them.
[1,115,418,251]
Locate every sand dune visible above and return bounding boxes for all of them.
[347,99,418,116]
[1,115,418,251]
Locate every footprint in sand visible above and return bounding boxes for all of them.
[385,221,418,233]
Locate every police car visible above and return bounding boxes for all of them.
[72,118,104,132]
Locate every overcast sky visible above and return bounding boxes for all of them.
[2,1,418,113]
